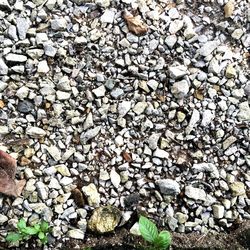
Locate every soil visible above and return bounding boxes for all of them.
[60,220,250,250]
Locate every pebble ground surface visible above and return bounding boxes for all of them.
[0,0,250,248]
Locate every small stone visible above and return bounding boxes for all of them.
[110,169,121,189]
[101,9,115,23]
[27,49,44,59]
[165,35,177,48]
[83,113,94,130]
[147,80,158,90]
[185,186,206,201]
[148,133,161,150]
[118,101,131,117]
[44,44,57,57]
[0,59,8,75]
[0,126,9,135]
[0,214,8,225]
[225,64,236,78]
[26,127,46,138]
[110,88,124,99]
[51,18,67,30]
[231,29,244,39]
[171,80,189,99]
[36,181,48,200]
[169,65,187,79]
[16,17,30,40]
[47,146,61,161]
[5,53,27,63]
[169,20,183,34]
[68,229,85,239]
[130,222,141,236]
[201,110,215,126]
[88,206,121,234]
[199,40,220,57]
[92,85,106,97]
[80,126,101,144]
[56,91,71,100]
[133,102,147,115]
[230,182,245,196]
[82,184,100,207]
[223,136,237,150]
[212,205,225,219]
[95,0,110,7]
[176,212,188,224]
[17,100,34,113]
[37,60,50,74]
[153,148,169,159]
[224,0,234,18]
[156,179,180,196]
[192,163,219,178]
[237,102,250,121]
[177,111,186,122]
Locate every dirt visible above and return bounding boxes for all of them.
[57,220,250,250]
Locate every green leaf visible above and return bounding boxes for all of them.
[38,231,45,240]
[40,236,48,244]
[17,218,26,231]
[155,231,172,250]
[6,232,23,242]
[34,224,41,231]
[23,226,39,235]
[40,221,49,232]
[139,216,158,243]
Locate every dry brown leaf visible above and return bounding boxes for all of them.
[194,89,204,100]
[0,100,4,109]
[0,150,26,197]
[123,10,148,36]
[122,151,132,163]
[224,0,235,18]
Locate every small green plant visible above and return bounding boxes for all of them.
[139,216,171,250]
[6,218,50,245]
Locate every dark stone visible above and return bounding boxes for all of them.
[17,100,34,113]
[124,193,140,207]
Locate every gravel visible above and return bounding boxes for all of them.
[0,0,249,247]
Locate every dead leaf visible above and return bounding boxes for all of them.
[0,100,4,109]
[0,150,26,197]
[194,89,204,100]
[71,188,85,207]
[122,151,132,163]
[224,0,234,18]
[123,10,148,36]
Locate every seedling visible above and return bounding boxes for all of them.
[139,216,171,250]
[6,218,50,245]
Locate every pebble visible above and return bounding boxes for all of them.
[169,65,188,79]
[0,59,8,75]
[82,184,100,207]
[5,53,27,62]
[212,205,225,219]
[171,80,189,99]
[101,9,115,23]
[17,100,34,113]
[68,229,85,239]
[156,179,180,196]
[185,186,207,201]
[26,127,46,138]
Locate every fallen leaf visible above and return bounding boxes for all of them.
[123,10,148,36]
[0,100,4,109]
[194,89,204,100]
[122,151,132,163]
[71,188,85,207]
[0,150,26,197]
[224,0,234,18]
